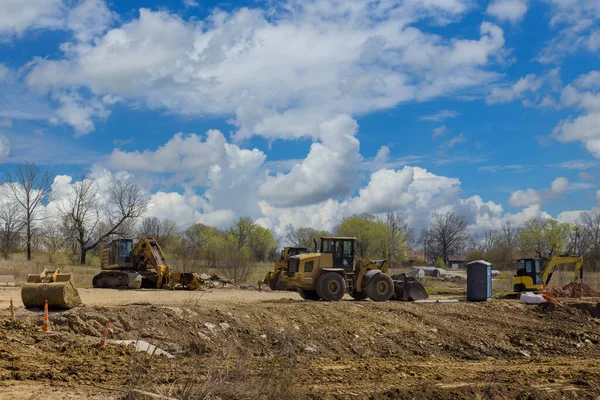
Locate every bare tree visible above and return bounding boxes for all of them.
[0,202,24,259]
[426,212,470,265]
[59,176,149,264]
[3,162,52,260]
[286,227,330,249]
[41,217,63,263]
[578,209,600,271]
[137,217,179,245]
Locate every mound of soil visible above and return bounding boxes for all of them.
[1,296,600,399]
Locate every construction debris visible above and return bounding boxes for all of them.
[114,340,175,358]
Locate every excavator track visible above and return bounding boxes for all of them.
[92,270,149,289]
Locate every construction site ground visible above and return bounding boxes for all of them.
[1,287,600,399]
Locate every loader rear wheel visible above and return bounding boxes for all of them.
[316,272,345,301]
[299,289,320,301]
[365,273,394,302]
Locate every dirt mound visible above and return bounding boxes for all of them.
[544,283,600,298]
[2,297,600,399]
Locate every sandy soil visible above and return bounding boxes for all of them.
[1,286,599,399]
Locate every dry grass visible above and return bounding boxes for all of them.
[0,253,100,288]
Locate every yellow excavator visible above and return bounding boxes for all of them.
[279,236,428,301]
[512,255,584,292]
[92,237,202,290]
[263,246,310,290]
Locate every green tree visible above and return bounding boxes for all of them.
[248,224,279,262]
[335,214,379,258]
[519,218,570,261]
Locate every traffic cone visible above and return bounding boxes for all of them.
[9,298,14,321]
[43,300,49,332]
[99,321,110,347]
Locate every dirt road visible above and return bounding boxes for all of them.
[0,286,298,308]
[1,286,599,399]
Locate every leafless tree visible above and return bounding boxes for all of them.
[426,212,470,265]
[578,209,600,271]
[41,217,63,263]
[137,217,179,246]
[0,202,24,259]
[3,162,52,260]
[59,176,149,264]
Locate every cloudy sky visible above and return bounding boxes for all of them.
[0,0,599,237]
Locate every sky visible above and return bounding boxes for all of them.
[0,0,599,239]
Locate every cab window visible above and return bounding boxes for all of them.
[120,241,133,264]
[321,239,332,253]
[280,250,285,260]
[525,259,533,274]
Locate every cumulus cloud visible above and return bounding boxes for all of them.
[486,0,528,23]
[66,0,114,42]
[0,0,64,38]
[509,176,581,208]
[23,2,505,138]
[258,115,362,207]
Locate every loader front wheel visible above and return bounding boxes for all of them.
[365,273,394,302]
[299,289,320,301]
[316,272,345,301]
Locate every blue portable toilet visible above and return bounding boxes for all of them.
[466,260,492,301]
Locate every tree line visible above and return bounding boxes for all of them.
[1,162,600,279]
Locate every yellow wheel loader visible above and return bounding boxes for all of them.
[21,268,82,309]
[263,246,309,290]
[280,237,428,302]
[513,255,584,293]
[92,237,202,290]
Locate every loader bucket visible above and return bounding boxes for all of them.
[392,274,429,301]
[21,270,82,309]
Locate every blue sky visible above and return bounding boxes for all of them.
[0,0,599,236]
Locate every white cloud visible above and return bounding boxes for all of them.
[508,176,589,208]
[258,114,361,207]
[183,0,199,7]
[557,210,585,224]
[579,171,594,180]
[419,109,459,121]
[24,3,505,138]
[479,164,530,173]
[439,133,466,149]
[0,134,9,162]
[486,0,528,23]
[509,188,543,208]
[432,125,447,138]
[486,74,542,104]
[597,189,600,202]
[66,0,114,42]
[553,159,598,170]
[0,0,64,38]
[51,91,109,136]
[550,176,569,193]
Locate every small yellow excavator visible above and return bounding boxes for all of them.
[92,237,202,290]
[263,246,309,290]
[280,237,428,302]
[512,255,584,292]
[21,268,82,309]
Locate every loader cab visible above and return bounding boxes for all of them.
[320,237,356,272]
[281,247,309,261]
[513,258,543,292]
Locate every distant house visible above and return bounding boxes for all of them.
[402,249,426,266]
[447,255,467,270]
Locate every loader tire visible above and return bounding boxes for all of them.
[316,272,345,301]
[350,290,368,301]
[365,273,394,302]
[299,289,320,301]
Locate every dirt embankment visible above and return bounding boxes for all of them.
[1,294,600,399]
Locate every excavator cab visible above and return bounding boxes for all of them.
[513,258,543,292]
[102,239,134,269]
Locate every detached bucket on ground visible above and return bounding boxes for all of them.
[21,269,82,309]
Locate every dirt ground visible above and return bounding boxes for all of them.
[1,286,600,400]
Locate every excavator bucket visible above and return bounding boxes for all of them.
[392,274,429,301]
[21,269,82,309]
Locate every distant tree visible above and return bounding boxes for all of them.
[41,217,63,263]
[335,214,379,258]
[59,176,149,264]
[248,224,278,262]
[519,218,570,261]
[286,227,330,249]
[3,162,52,260]
[137,217,179,248]
[577,209,600,271]
[425,212,470,265]
[0,202,24,259]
